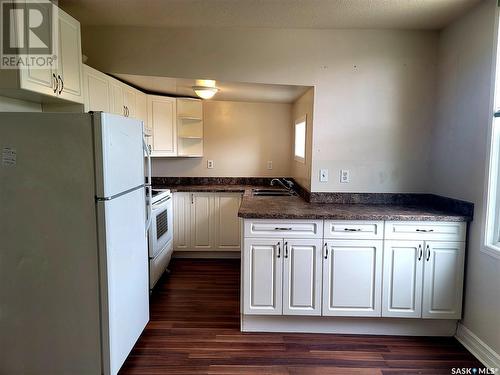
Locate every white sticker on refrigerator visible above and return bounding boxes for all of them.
[2,147,17,166]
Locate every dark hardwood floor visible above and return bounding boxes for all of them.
[120,259,481,375]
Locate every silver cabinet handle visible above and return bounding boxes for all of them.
[426,245,431,261]
[57,75,63,94]
[416,229,434,233]
[52,73,58,93]
[344,228,361,232]
[274,227,292,231]
[324,243,328,259]
[417,244,423,261]
[284,242,288,258]
[277,242,281,258]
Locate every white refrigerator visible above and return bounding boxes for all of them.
[0,112,150,375]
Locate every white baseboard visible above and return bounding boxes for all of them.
[173,251,241,259]
[242,315,458,336]
[455,323,500,369]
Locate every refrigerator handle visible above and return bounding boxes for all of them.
[143,135,153,232]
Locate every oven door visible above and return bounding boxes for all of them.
[149,195,173,258]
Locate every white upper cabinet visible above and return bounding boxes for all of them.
[123,86,136,118]
[283,239,322,316]
[382,240,424,318]
[2,3,83,103]
[148,95,177,156]
[323,240,382,317]
[422,241,465,319]
[55,9,83,102]
[243,238,283,315]
[177,98,204,157]
[109,80,125,116]
[135,92,149,130]
[83,65,110,112]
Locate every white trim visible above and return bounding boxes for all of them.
[455,323,500,369]
[482,7,500,260]
[241,315,458,336]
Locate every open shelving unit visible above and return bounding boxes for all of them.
[177,98,203,157]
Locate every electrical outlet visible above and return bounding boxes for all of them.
[267,161,273,170]
[207,160,214,169]
[320,169,328,182]
[340,169,350,183]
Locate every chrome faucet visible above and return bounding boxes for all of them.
[270,178,295,192]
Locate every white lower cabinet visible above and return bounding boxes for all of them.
[323,240,383,317]
[243,238,283,315]
[243,238,322,316]
[283,239,323,316]
[242,219,466,321]
[422,241,465,319]
[382,240,424,318]
[382,239,465,319]
[215,193,242,251]
[173,192,242,252]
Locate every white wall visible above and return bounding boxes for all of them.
[153,100,292,177]
[431,0,500,356]
[81,26,438,192]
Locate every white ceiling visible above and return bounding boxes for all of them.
[113,73,311,104]
[60,0,480,30]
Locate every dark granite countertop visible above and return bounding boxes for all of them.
[238,194,470,221]
[153,178,472,222]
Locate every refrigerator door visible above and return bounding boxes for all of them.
[94,112,145,198]
[97,187,149,375]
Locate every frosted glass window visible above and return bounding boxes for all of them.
[294,116,306,163]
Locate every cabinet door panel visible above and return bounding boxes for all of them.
[123,87,136,118]
[190,193,215,250]
[243,239,283,315]
[57,9,83,102]
[173,193,191,251]
[110,81,124,116]
[323,240,382,317]
[215,194,242,251]
[382,240,423,318]
[83,65,110,112]
[148,96,177,156]
[422,241,465,319]
[283,239,322,316]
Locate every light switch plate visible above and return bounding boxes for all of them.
[207,160,214,169]
[340,169,350,183]
[320,169,328,182]
[267,161,273,170]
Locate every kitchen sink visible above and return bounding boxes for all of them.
[252,188,294,196]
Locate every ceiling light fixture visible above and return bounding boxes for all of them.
[192,85,219,100]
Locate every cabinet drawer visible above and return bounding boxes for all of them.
[244,219,323,239]
[385,221,466,242]
[324,221,384,240]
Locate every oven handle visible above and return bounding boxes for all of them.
[152,195,172,210]
[143,133,152,232]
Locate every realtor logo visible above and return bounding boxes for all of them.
[1,0,58,69]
